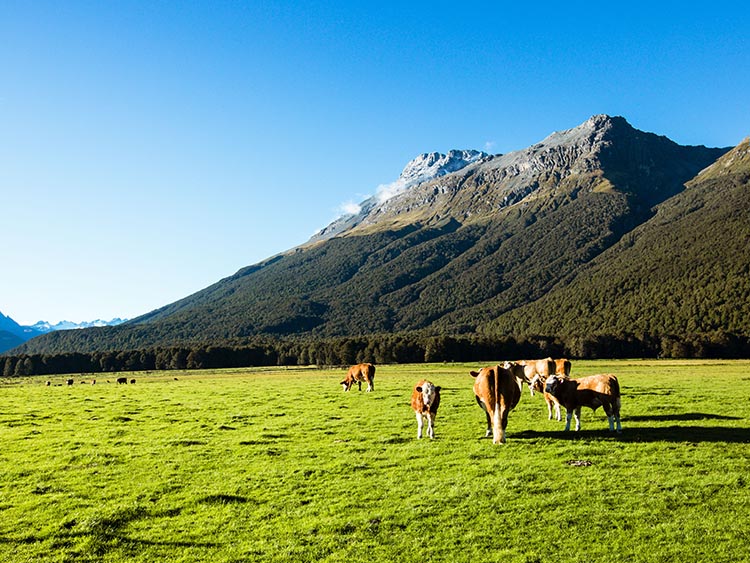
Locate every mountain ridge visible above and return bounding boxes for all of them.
[8,115,740,357]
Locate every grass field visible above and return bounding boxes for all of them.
[1,360,749,563]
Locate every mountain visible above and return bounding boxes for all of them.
[310,149,488,242]
[9,115,740,356]
[29,318,128,333]
[0,312,41,353]
[0,312,127,353]
[486,137,750,342]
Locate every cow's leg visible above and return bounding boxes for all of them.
[415,412,423,439]
[476,397,492,437]
[427,413,435,439]
[574,407,582,431]
[546,396,553,420]
[357,380,362,391]
[490,404,510,444]
[366,379,373,392]
[498,406,511,444]
[564,409,573,431]
[554,402,561,422]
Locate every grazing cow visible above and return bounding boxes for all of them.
[66,378,74,386]
[130,379,136,384]
[410,380,441,439]
[116,377,128,384]
[46,381,51,387]
[470,363,527,444]
[340,363,375,392]
[544,374,622,433]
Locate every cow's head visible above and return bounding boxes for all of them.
[340,378,352,391]
[416,383,440,411]
[530,374,545,394]
[545,374,562,395]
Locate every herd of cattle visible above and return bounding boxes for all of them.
[341,359,622,444]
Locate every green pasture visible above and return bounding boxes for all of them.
[1,360,749,563]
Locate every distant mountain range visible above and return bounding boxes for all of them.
[0,312,125,353]
[8,114,749,357]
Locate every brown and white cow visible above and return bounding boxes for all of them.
[410,380,441,439]
[544,373,622,433]
[508,358,556,397]
[527,358,572,421]
[470,363,527,444]
[340,363,375,392]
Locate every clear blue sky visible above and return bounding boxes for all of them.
[2,1,748,325]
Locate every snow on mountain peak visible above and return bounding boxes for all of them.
[376,149,488,204]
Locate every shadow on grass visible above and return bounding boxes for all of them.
[625,412,741,422]
[1,504,220,557]
[515,423,750,444]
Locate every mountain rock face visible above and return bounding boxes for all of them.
[11,115,741,356]
[310,149,488,242]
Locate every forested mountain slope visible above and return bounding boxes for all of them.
[486,138,750,339]
[11,116,734,355]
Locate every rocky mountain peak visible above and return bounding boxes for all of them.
[308,148,488,242]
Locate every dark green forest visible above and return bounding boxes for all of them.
[3,331,749,377]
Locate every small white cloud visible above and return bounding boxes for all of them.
[339,201,362,216]
[375,180,407,204]
[484,140,496,153]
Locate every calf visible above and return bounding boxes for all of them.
[544,374,622,433]
[410,380,441,439]
[340,363,375,392]
[470,363,527,444]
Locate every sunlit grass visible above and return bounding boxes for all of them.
[1,360,749,562]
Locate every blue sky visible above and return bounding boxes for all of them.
[2,1,748,325]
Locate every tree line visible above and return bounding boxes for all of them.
[2,331,749,377]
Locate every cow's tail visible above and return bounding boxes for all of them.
[493,366,503,443]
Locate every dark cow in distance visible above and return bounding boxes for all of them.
[340,363,375,392]
[544,373,622,433]
[116,377,128,384]
[470,363,528,444]
[410,380,441,439]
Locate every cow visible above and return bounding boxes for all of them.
[470,363,528,444]
[410,380,441,439]
[544,373,622,433]
[527,358,572,421]
[116,377,128,384]
[130,379,136,384]
[340,363,375,392]
[66,378,74,386]
[507,358,556,396]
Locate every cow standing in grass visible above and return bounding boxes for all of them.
[340,363,375,392]
[410,380,441,439]
[544,373,622,433]
[470,363,527,444]
[527,358,572,421]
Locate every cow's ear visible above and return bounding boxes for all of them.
[435,386,442,392]
[469,371,479,377]
[415,386,422,392]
